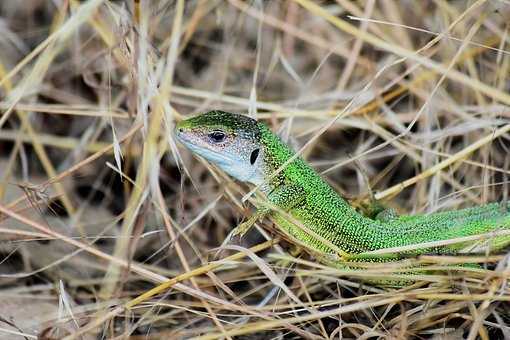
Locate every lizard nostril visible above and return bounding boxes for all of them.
[178,127,184,133]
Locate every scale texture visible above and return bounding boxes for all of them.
[176,111,510,258]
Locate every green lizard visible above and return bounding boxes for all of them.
[175,110,510,266]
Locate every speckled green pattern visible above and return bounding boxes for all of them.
[257,121,510,256]
[176,111,510,258]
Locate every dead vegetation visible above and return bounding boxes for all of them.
[0,0,509,339]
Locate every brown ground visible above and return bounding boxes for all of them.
[0,1,509,339]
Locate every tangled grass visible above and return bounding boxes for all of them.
[0,0,509,339]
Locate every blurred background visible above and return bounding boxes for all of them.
[0,0,509,338]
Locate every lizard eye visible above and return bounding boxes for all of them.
[208,130,226,143]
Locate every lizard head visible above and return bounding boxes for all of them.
[175,110,265,185]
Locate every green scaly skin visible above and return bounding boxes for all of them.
[176,111,510,265]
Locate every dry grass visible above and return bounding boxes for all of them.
[0,0,509,339]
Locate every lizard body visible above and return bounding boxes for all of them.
[176,111,510,260]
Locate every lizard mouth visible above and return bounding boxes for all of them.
[175,129,234,165]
